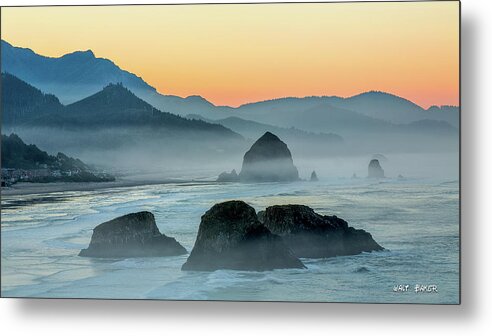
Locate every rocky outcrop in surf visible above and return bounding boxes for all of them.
[239,132,299,182]
[258,205,383,258]
[217,169,240,182]
[79,211,187,258]
[368,159,385,178]
[182,201,305,271]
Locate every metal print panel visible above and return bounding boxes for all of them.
[0,1,460,303]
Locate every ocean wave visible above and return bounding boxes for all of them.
[2,178,460,302]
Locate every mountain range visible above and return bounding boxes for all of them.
[2,39,459,131]
[1,40,216,118]
[187,114,343,143]
[1,73,250,167]
[2,72,239,136]
[1,40,459,167]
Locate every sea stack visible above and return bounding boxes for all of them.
[182,201,305,271]
[239,132,299,182]
[258,205,384,258]
[79,212,187,258]
[310,171,319,182]
[368,159,385,178]
[217,169,240,182]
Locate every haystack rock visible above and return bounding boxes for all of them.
[182,201,305,271]
[368,159,385,178]
[79,211,187,258]
[217,169,240,182]
[239,132,299,182]
[258,205,383,258]
[310,170,319,182]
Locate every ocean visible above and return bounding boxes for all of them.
[0,178,459,303]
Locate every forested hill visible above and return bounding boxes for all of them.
[2,133,88,170]
[1,72,63,125]
[1,133,115,183]
[2,73,242,140]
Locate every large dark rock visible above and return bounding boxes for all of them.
[310,170,319,182]
[79,211,187,258]
[239,132,299,182]
[258,205,383,258]
[217,169,240,182]
[368,159,385,178]
[182,201,305,271]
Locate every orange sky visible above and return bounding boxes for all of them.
[1,2,459,108]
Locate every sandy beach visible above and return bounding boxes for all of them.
[0,178,211,197]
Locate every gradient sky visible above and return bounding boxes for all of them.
[1,2,459,108]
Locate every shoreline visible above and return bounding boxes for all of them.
[0,178,214,197]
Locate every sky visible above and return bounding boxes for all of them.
[1,2,459,108]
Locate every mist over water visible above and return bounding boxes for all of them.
[3,124,458,183]
[293,152,459,181]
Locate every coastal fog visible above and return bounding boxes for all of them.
[4,124,458,182]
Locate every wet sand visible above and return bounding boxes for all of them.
[0,178,208,197]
